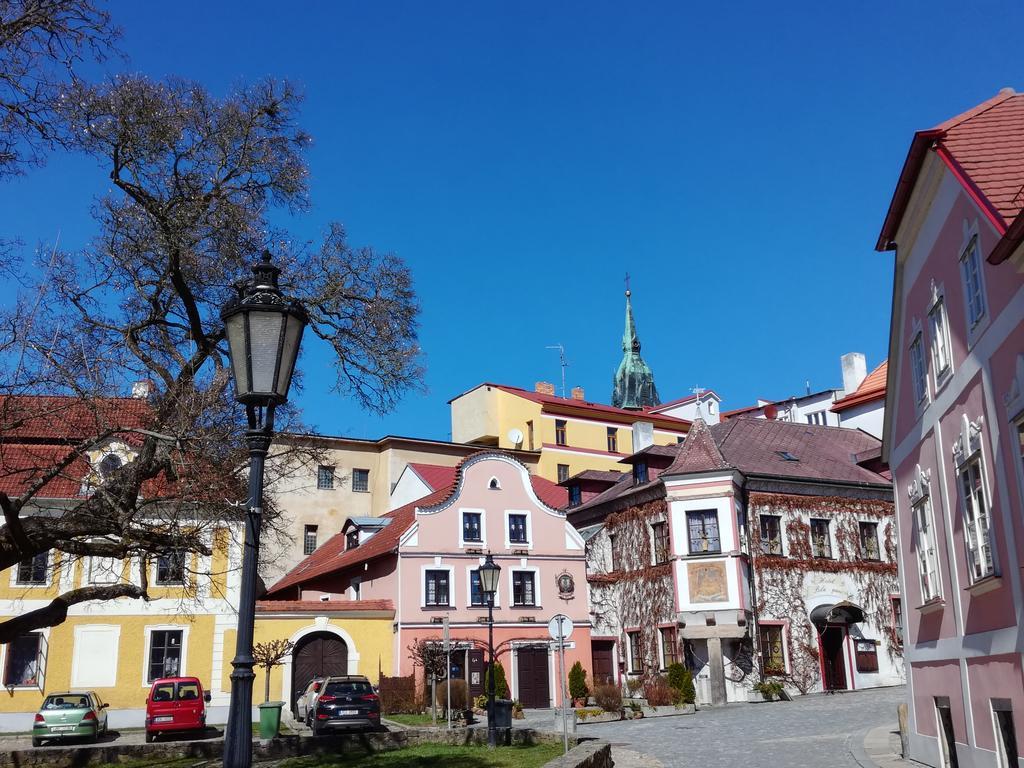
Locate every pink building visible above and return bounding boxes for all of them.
[267,452,591,709]
[878,89,1024,768]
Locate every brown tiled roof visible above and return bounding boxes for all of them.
[560,469,624,486]
[831,361,888,413]
[663,419,729,474]
[256,599,394,614]
[703,418,888,485]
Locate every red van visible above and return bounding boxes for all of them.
[144,677,211,742]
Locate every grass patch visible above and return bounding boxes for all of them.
[279,742,564,768]
[382,713,441,727]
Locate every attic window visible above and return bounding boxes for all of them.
[346,530,359,550]
[775,451,799,462]
[488,477,501,490]
[633,461,649,485]
[99,454,122,477]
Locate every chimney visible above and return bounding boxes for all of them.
[841,353,868,395]
[131,380,154,399]
[535,382,555,396]
[571,386,585,401]
[632,421,654,452]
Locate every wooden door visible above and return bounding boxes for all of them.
[292,632,348,699]
[820,625,847,691]
[591,641,615,686]
[468,649,485,698]
[516,647,550,709]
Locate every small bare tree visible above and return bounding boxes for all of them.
[408,639,448,724]
[253,639,294,703]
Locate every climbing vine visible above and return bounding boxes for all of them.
[587,499,675,679]
[749,492,901,694]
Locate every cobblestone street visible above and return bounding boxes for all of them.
[581,686,906,768]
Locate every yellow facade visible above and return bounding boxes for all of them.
[450,384,688,482]
[0,526,394,730]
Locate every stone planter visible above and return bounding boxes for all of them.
[642,704,695,718]
[574,709,622,725]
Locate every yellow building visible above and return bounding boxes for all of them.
[449,381,690,483]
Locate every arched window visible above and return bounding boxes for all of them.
[99,454,122,478]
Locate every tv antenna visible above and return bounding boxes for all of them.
[546,344,569,398]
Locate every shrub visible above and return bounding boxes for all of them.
[473,694,488,711]
[484,661,509,699]
[436,678,468,711]
[568,661,589,701]
[593,683,622,712]
[625,676,644,696]
[666,663,695,705]
[643,675,674,707]
[754,679,785,701]
[378,674,418,714]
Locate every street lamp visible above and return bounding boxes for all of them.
[221,251,307,768]
[478,553,501,748]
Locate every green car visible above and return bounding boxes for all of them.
[32,691,109,747]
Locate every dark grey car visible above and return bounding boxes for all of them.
[309,676,381,734]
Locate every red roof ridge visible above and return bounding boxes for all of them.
[933,87,1017,132]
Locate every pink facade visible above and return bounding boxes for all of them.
[392,453,592,708]
[880,90,1024,768]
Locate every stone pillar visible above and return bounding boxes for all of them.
[707,637,727,706]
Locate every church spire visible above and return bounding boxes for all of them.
[611,280,660,409]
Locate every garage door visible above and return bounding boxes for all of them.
[516,647,550,709]
[292,632,348,695]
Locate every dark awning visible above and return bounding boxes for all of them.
[810,601,865,625]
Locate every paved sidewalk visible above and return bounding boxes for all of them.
[852,724,928,768]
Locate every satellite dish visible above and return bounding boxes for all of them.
[763,404,778,421]
[507,428,524,446]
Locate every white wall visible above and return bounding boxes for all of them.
[836,400,885,438]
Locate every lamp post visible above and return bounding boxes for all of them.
[221,251,307,768]
[477,553,501,748]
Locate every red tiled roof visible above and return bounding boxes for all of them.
[0,395,152,441]
[878,89,1024,251]
[831,361,888,413]
[451,383,690,430]
[408,463,457,491]
[256,599,394,614]
[267,454,568,596]
[663,420,729,475]
[0,443,90,498]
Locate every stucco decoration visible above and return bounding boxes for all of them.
[1003,354,1024,420]
[688,562,728,603]
[556,571,575,600]
[907,464,931,504]
[952,414,984,467]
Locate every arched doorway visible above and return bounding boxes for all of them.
[291,632,349,703]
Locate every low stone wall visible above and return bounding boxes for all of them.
[0,726,557,767]
[541,740,612,768]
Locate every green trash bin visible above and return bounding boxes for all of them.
[258,701,285,739]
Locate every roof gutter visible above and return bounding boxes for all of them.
[988,209,1024,265]
[933,145,1007,235]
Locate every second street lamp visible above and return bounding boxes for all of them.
[478,553,501,748]
[221,251,307,768]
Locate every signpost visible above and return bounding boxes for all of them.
[548,614,573,754]
[443,616,451,730]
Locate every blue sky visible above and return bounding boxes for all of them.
[3,1,1022,440]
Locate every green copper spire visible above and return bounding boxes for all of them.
[611,285,660,409]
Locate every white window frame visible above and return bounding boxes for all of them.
[88,554,122,585]
[508,566,541,608]
[141,625,189,686]
[759,513,784,557]
[909,326,929,407]
[927,282,954,390]
[959,232,988,335]
[991,699,1017,768]
[420,564,454,608]
[758,620,790,675]
[913,496,941,602]
[504,510,533,549]
[626,630,643,674]
[458,508,487,549]
[464,563,501,608]
[153,550,187,586]
[12,551,51,588]
[0,629,49,690]
[959,455,994,582]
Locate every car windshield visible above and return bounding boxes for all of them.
[323,681,373,696]
[43,695,89,710]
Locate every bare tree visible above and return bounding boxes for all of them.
[0,0,120,178]
[0,75,423,643]
[253,639,294,703]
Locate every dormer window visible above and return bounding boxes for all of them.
[346,530,359,550]
[99,454,122,478]
[633,461,649,485]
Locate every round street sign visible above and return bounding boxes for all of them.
[548,614,573,641]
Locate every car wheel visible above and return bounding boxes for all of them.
[31,738,42,748]
[145,731,156,744]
